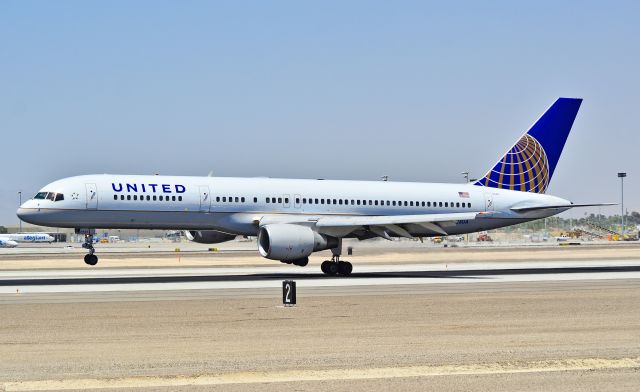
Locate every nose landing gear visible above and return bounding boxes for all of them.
[81,232,98,266]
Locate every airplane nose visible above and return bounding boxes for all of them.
[17,207,37,224]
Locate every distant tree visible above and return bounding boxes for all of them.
[0,226,7,234]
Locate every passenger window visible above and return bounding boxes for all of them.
[171,196,175,201]
[332,199,336,204]
[147,195,151,201]
[133,195,138,201]
[468,203,471,208]
[456,202,460,207]
[314,198,319,204]
[278,198,283,203]
[444,202,448,207]
[321,199,325,204]
[369,200,372,205]
[339,199,343,205]
[178,196,182,201]
[285,198,289,203]
[403,201,407,206]
[127,195,131,200]
[253,197,257,203]
[159,196,163,201]
[302,198,306,204]
[266,198,270,203]
[439,202,443,207]
[114,195,118,201]
[235,197,239,202]
[153,196,157,201]
[421,201,425,207]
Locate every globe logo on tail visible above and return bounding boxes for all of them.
[477,134,550,193]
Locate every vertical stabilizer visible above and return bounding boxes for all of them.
[474,98,582,193]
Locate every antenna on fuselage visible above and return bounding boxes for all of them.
[207,171,213,177]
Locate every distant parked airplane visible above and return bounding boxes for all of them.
[0,233,54,247]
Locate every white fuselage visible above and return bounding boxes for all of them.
[0,233,54,243]
[17,174,571,236]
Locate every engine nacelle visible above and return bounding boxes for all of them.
[258,224,338,261]
[184,230,236,244]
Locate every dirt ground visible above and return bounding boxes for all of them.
[1,279,639,391]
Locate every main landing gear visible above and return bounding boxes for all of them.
[82,233,98,266]
[320,239,352,276]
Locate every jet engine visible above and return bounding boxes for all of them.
[184,230,236,244]
[258,224,338,261]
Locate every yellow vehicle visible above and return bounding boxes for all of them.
[432,236,443,243]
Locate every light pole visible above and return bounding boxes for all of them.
[18,191,22,233]
[461,172,469,183]
[618,172,627,237]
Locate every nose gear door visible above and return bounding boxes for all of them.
[85,183,98,210]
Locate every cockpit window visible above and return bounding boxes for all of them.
[46,193,56,201]
[34,192,48,200]
[55,193,64,201]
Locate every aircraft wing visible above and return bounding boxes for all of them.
[316,212,479,227]
[314,212,483,238]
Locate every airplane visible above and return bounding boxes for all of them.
[0,233,55,243]
[0,238,18,248]
[0,233,55,247]
[17,98,610,275]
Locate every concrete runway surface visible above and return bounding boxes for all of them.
[0,245,639,391]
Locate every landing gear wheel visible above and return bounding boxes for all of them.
[327,262,339,275]
[338,261,353,276]
[293,257,309,267]
[321,260,332,274]
[84,254,98,266]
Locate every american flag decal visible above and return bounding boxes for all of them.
[458,191,470,198]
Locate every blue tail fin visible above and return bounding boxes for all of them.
[474,98,582,193]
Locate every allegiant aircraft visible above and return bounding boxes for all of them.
[17,98,609,275]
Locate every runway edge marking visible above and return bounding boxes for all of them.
[3,357,640,390]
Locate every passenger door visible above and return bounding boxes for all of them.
[85,183,98,210]
[484,193,494,212]
[199,186,211,212]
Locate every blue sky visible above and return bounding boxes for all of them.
[1,1,638,225]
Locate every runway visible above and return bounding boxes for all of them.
[1,247,639,391]
[1,259,640,297]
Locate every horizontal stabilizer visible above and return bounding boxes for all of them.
[511,202,616,212]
